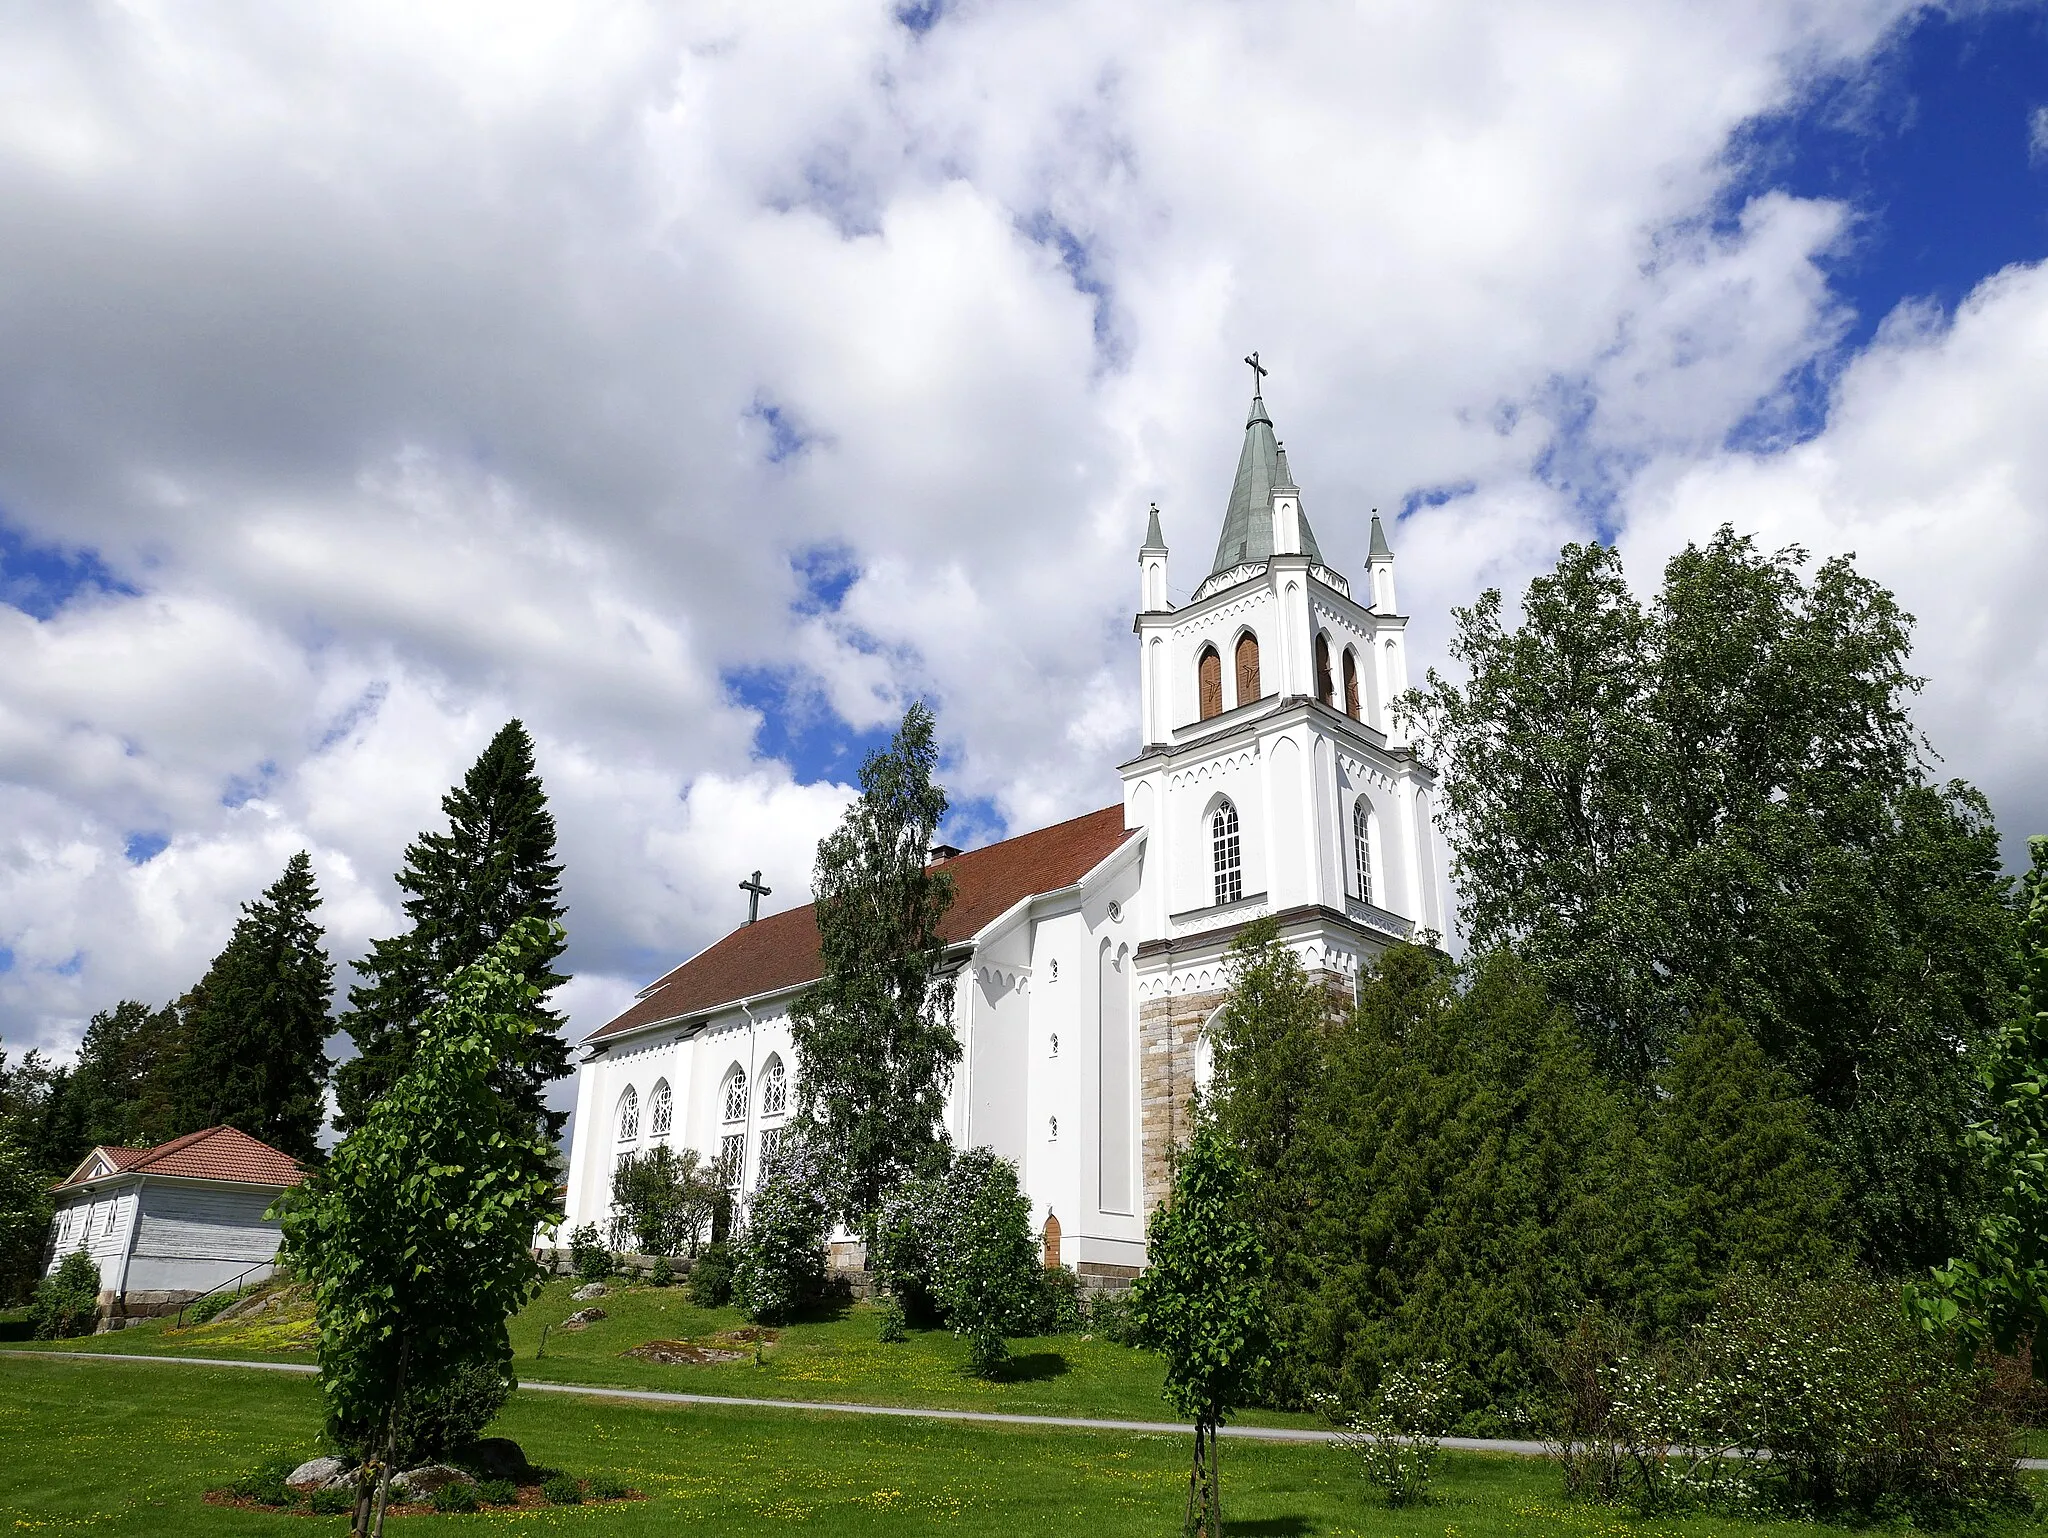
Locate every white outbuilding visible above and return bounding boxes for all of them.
[46,1124,305,1320]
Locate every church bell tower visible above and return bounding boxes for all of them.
[1119,360,1446,1210]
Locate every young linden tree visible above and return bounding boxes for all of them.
[281,918,562,1538]
[1920,835,2048,1372]
[1129,1108,1271,1538]
[789,702,959,1232]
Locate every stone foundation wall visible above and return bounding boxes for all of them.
[1138,987,1229,1213]
[1138,969,1354,1212]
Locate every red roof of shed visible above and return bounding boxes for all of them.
[57,1125,305,1191]
[587,805,1134,1044]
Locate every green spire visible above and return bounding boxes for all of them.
[1208,391,1324,576]
[1143,502,1167,552]
[1369,513,1393,561]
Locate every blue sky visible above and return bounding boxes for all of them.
[2,0,2046,1081]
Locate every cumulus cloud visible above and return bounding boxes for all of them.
[8,0,2023,1074]
[1624,259,2048,859]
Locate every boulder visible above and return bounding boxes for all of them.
[389,1464,476,1502]
[286,1456,350,1491]
[460,1437,529,1482]
[570,1281,609,1301]
[561,1306,607,1330]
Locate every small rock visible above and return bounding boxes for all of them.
[570,1281,609,1301]
[286,1457,349,1491]
[389,1464,476,1502]
[461,1437,528,1482]
[561,1306,607,1329]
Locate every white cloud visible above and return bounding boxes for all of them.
[8,0,2021,1073]
[2030,104,2048,165]
[1624,258,2048,859]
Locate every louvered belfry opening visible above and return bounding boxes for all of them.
[1197,645,1223,720]
[1315,632,1335,706]
[1235,632,1260,705]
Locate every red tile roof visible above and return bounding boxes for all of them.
[58,1125,305,1191]
[588,805,1135,1044]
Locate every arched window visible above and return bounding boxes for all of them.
[761,1056,788,1117]
[1353,799,1373,904]
[1197,645,1222,721]
[722,1067,748,1124]
[616,1086,640,1143]
[1212,801,1243,905]
[1343,648,1361,719]
[1234,632,1261,706]
[649,1079,672,1137]
[1313,633,1333,706]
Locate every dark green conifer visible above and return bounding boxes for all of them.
[1657,1005,1840,1319]
[65,999,188,1151]
[334,720,570,1141]
[171,851,335,1161]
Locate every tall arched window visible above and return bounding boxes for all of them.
[1197,645,1222,721]
[1353,799,1373,904]
[1234,632,1261,705]
[1212,801,1243,905]
[616,1086,640,1143]
[649,1079,672,1137]
[722,1068,748,1123]
[1314,633,1335,706]
[1343,648,1361,719]
[761,1056,788,1117]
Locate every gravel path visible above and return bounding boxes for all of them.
[8,1349,2042,1470]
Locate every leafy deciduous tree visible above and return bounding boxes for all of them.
[789,702,958,1233]
[0,1129,51,1305]
[608,1144,719,1257]
[1128,1110,1270,1538]
[281,918,562,1538]
[1920,835,2048,1371]
[1402,528,2019,1270]
[335,721,571,1143]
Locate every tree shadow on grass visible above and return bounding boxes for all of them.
[1226,1519,1314,1536]
[784,1294,854,1326]
[992,1351,1070,1384]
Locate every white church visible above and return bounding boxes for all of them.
[562,373,1449,1283]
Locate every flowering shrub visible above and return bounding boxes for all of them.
[732,1133,829,1324]
[1553,1273,2025,1526]
[1318,1361,1458,1507]
[872,1146,1041,1371]
[931,1152,1039,1376]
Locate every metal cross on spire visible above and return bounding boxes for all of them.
[1244,351,1268,396]
[739,870,772,925]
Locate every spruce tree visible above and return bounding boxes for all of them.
[335,720,570,1141]
[1657,1005,1840,1320]
[171,851,335,1161]
[65,999,188,1150]
[788,702,959,1233]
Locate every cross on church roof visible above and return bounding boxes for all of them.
[739,870,772,925]
[1244,351,1268,395]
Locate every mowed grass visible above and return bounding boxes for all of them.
[17,1277,1292,1426]
[3,1352,2003,1538]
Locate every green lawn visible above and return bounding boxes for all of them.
[4,1351,2007,1537]
[17,1277,1303,1426]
